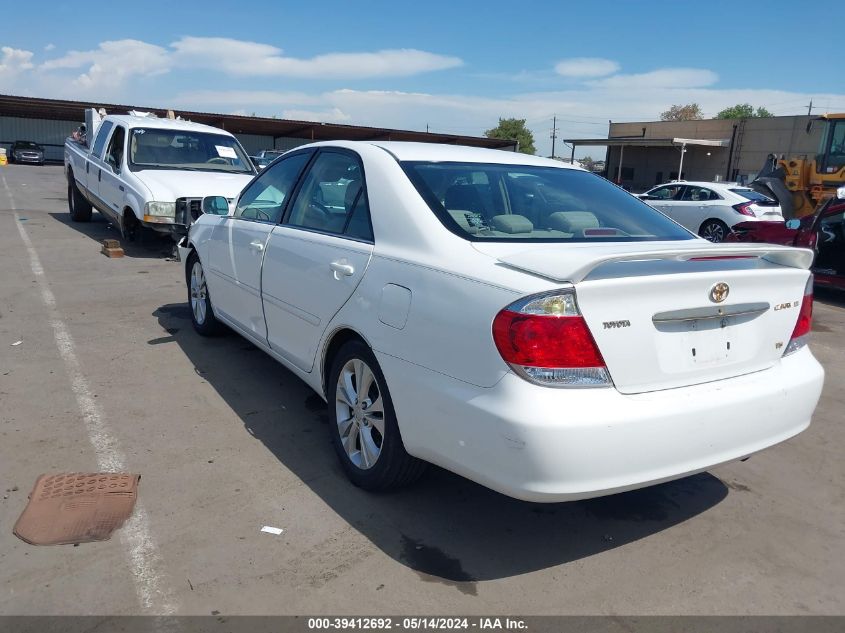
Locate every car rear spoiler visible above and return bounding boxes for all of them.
[497,243,814,284]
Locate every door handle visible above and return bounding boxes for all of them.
[249,239,265,252]
[98,169,102,182]
[330,261,355,277]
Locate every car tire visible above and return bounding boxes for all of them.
[67,174,92,222]
[328,340,427,491]
[186,252,223,336]
[699,219,730,243]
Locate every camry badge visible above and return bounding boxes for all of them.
[709,282,730,303]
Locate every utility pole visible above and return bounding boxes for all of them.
[550,116,558,159]
[807,100,813,116]
[426,123,429,133]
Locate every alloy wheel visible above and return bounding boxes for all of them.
[701,221,726,242]
[190,261,208,325]
[335,358,385,469]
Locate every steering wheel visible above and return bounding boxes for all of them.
[206,157,229,165]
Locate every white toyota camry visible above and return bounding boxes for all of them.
[178,141,824,502]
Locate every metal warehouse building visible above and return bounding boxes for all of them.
[0,94,516,162]
[567,115,823,192]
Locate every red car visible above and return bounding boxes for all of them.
[726,195,845,291]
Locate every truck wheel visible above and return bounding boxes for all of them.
[186,252,222,336]
[328,340,427,491]
[67,175,92,222]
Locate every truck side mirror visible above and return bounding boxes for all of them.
[785,219,801,230]
[202,196,230,216]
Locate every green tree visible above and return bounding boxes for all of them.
[660,103,704,121]
[485,118,536,154]
[716,103,774,119]
[578,156,596,171]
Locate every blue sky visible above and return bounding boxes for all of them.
[2,0,843,157]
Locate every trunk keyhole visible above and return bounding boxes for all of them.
[691,348,696,357]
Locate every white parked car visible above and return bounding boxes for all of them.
[638,181,783,242]
[179,142,823,502]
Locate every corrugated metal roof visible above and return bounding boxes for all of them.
[0,94,516,150]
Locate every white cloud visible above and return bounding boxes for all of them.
[170,36,462,78]
[172,85,845,160]
[44,43,55,52]
[554,57,619,78]
[282,107,351,122]
[0,46,34,94]
[1,46,34,70]
[173,90,324,108]
[589,68,718,89]
[40,39,171,93]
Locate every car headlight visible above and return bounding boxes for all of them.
[145,201,176,216]
[144,201,176,224]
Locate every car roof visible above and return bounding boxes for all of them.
[653,181,743,190]
[104,115,234,136]
[300,140,583,169]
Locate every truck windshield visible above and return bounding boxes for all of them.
[402,162,694,242]
[128,128,254,173]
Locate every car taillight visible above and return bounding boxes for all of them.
[733,201,756,216]
[492,290,611,387]
[783,275,813,356]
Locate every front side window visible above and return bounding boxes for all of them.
[823,120,845,171]
[104,126,126,173]
[235,152,311,223]
[649,184,685,200]
[403,162,694,242]
[285,152,373,241]
[129,128,254,174]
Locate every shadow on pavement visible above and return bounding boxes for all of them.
[154,303,728,589]
[815,287,845,309]
[49,212,175,259]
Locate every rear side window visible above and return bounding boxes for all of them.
[285,151,373,241]
[730,188,776,204]
[91,121,114,159]
[402,162,693,242]
[683,186,721,201]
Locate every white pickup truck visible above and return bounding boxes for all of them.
[64,110,256,241]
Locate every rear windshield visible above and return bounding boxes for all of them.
[402,162,694,242]
[729,188,777,204]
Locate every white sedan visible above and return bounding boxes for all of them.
[178,142,823,502]
[638,181,783,242]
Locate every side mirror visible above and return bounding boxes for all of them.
[202,196,230,216]
[837,186,845,200]
[785,219,801,230]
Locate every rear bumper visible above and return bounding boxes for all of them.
[379,347,824,502]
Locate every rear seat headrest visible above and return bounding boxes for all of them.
[548,211,599,233]
[491,214,533,234]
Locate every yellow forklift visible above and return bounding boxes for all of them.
[752,113,845,219]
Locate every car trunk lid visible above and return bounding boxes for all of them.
[483,241,813,394]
